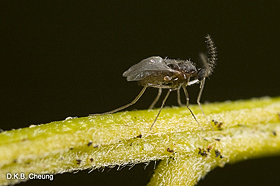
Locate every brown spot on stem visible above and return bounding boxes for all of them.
[207,145,212,152]
[76,159,82,165]
[87,141,93,147]
[215,149,221,158]
[167,148,174,153]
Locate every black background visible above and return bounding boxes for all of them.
[1,1,280,186]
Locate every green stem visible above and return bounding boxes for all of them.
[0,97,280,185]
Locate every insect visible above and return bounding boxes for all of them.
[92,34,217,130]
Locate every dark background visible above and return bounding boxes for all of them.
[1,1,280,185]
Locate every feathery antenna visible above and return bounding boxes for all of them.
[205,34,217,76]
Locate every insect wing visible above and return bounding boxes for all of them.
[123,56,175,81]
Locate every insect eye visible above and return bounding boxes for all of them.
[167,64,178,70]
[167,64,174,68]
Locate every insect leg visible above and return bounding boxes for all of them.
[188,79,199,86]
[177,85,183,107]
[149,88,162,109]
[150,89,171,130]
[91,85,148,115]
[182,86,204,131]
[197,78,214,130]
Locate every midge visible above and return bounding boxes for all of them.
[93,34,217,130]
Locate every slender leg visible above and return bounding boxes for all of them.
[182,86,204,131]
[187,79,199,86]
[197,78,214,130]
[90,85,148,116]
[149,88,162,109]
[177,86,183,106]
[150,89,171,130]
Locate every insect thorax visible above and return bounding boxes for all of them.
[138,60,198,89]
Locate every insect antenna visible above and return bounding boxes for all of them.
[204,34,217,76]
[150,89,171,130]
[196,34,217,130]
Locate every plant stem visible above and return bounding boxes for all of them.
[0,97,280,185]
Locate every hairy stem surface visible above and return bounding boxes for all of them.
[0,97,280,185]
